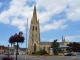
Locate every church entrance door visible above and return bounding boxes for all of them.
[34,44,36,52]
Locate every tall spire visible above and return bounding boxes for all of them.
[32,5,37,22]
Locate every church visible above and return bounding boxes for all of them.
[28,5,69,54]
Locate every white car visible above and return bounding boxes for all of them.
[4,53,7,55]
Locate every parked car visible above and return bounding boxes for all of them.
[64,53,72,56]
[4,53,8,55]
[64,52,76,56]
[14,52,19,55]
[71,52,76,56]
[76,52,80,55]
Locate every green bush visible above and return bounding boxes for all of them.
[32,52,36,55]
[35,51,40,55]
[39,49,47,55]
[53,50,58,55]
[32,49,47,55]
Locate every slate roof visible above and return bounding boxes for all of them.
[40,42,63,45]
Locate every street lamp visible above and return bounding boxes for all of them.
[19,31,23,37]
[16,31,23,60]
[8,45,9,57]
[9,31,25,60]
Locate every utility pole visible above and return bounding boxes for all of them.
[26,18,28,54]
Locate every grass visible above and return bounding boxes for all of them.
[28,54,63,56]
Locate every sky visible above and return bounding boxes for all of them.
[0,0,80,48]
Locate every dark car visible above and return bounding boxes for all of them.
[64,53,72,56]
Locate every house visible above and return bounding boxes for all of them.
[0,45,9,54]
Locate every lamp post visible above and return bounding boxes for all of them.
[16,31,23,60]
[8,45,9,57]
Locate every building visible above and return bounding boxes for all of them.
[28,5,69,54]
[0,45,9,54]
[13,45,27,55]
[0,45,4,54]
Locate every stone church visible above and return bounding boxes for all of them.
[28,5,69,54]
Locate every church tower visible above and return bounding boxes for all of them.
[28,5,40,54]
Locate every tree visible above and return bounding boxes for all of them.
[67,42,80,52]
[51,39,59,55]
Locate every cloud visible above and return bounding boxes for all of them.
[0,0,68,33]
[49,39,53,42]
[0,2,3,7]
[65,35,80,41]
[66,0,80,21]
[41,38,47,41]
[36,0,69,24]
[36,0,80,22]
[0,0,33,32]
[40,19,68,32]
[10,18,26,31]
[0,0,80,33]
[57,35,80,42]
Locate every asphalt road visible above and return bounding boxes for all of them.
[0,54,80,60]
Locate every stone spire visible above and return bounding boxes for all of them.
[64,38,66,42]
[32,5,37,22]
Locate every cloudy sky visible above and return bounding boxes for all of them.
[0,0,80,48]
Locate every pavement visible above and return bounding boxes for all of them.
[0,54,80,60]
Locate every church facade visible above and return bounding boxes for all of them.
[28,5,69,54]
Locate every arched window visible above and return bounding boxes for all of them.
[44,47,45,50]
[35,26,37,31]
[33,26,34,30]
[36,34,37,37]
[34,44,36,52]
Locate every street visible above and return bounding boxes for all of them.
[0,54,80,60]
